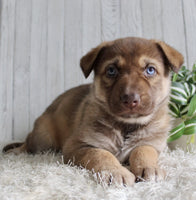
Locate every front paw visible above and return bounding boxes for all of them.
[133,167,166,182]
[129,146,166,182]
[98,166,135,187]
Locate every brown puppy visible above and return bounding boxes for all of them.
[3,37,183,186]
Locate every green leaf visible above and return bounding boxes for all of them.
[176,71,185,80]
[183,82,191,97]
[193,73,196,83]
[192,116,196,120]
[189,83,196,96]
[169,102,180,117]
[170,94,187,105]
[172,73,178,82]
[168,122,185,142]
[189,134,195,144]
[187,94,196,116]
[180,104,189,116]
[169,111,179,118]
[171,82,188,98]
[186,74,193,83]
[184,118,196,135]
[181,66,186,71]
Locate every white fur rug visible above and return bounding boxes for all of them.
[0,142,196,200]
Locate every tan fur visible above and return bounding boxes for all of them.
[129,146,165,181]
[3,37,183,186]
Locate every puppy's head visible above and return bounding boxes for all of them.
[80,37,183,124]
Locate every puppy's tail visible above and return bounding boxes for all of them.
[2,142,26,154]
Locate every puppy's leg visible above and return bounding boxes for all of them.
[129,146,165,182]
[3,115,57,154]
[64,148,135,187]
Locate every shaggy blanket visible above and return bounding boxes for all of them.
[0,142,196,200]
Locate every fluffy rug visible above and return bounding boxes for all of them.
[0,142,196,200]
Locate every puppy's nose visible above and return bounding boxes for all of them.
[120,93,140,108]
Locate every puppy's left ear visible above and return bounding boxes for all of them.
[80,42,108,78]
[155,40,184,73]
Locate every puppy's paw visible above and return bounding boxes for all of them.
[135,167,166,182]
[3,143,26,155]
[98,166,135,187]
[129,146,165,182]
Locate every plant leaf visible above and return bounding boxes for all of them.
[183,82,191,97]
[184,118,196,135]
[193,73,196,83]
[181,66,186,71]
[189,83,196,96]
[168,122,185,142]
[172,73,178,82]
[187,94,196,116]
[169,102,180,117]
[180,104,189,116]
[170,94,187,105]
[186,74,193,82]
[170,82,188,105]
[189,134,195,144]
[171,82,188,98]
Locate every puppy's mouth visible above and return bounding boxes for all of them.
[117,107,153,118]
[109,100,154,119]
[106,87,156,119]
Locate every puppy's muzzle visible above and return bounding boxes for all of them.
[120,93,140,109]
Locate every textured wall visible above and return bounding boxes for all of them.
[0,0,196,140]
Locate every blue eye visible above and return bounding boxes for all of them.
[106,65,118,78]
[146,66,156,76]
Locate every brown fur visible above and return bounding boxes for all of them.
[3,37,183,186]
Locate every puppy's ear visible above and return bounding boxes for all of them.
[80,42,107,78]
[155,40,184,73]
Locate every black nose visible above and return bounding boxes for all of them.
[120,93,140,108]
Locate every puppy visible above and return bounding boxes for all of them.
[3,37,183,186]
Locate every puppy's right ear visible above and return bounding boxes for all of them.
[80,42,107,78]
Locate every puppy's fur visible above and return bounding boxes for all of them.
[3,37,183,186]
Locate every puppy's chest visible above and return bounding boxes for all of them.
[94,120,142,162]
[112,125,141,160]
[120,125,140,141]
